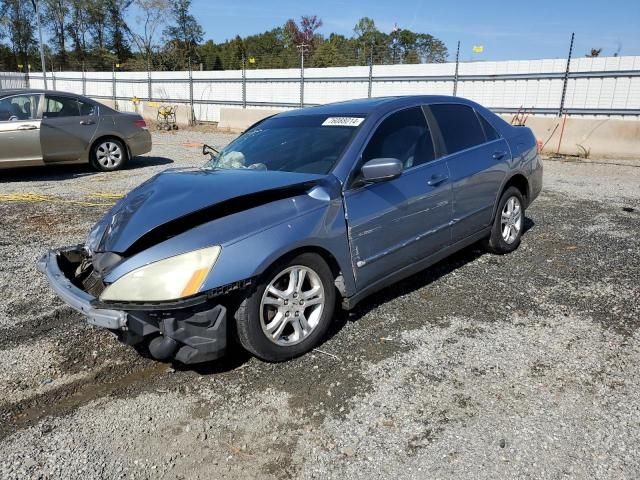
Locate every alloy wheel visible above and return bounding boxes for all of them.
[259,265,325,346]
[501,196,523,244]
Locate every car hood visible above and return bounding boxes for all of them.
[89,168,325,254]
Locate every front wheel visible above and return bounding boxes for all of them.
[234,253,336,362]
[484,186,525,254]
[90,138,128,171]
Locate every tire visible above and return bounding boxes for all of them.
[234,253,336,362]
[90,138,128,171]
[484,186,525,254]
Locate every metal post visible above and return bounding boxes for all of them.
[368,42,373,98]
[558,32,575,117]
[298,44,307,108]
[147,60,152,101]
[241,54,246,109]
[51,70,56,90]
[453,41,460,96]
[82,63,86,96]
[112,63,117,110]
[25,66,30,89]
[32,0,47,90]
[188,59,194,125]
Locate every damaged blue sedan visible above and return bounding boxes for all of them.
[39,96,542,364]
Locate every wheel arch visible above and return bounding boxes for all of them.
[89,134,130,162]
[256,245,347,298]
[503,173,530,206]
[489,172,530,225]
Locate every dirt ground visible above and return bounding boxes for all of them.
[0,129,639,479]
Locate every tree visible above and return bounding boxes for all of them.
[44,0,70,68]
[163,0,203,65]
[67,0,91,64]
[285,15,323,58]
[312,34,353,67]
[586,48,602,57]
[0,0,36,70]
[106,0,133,64]
[127,0,170,66]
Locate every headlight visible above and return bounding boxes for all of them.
[100,246,221,302]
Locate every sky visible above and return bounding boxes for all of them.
[180,0,640,61]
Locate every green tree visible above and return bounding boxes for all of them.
[0,0,36,70]
[44,0,70,68]
[106,0,132,64]
[163,0,203,64]
[311,34,353,67]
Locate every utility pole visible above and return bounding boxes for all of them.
[31,0,48,90]
[297,43,308,108]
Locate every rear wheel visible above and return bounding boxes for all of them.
[484,186,525,254]
[234,253,336,362]
[90,138,128,171]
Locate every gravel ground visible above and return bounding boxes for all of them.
[0,129,639,479]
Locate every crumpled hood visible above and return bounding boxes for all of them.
[89,167,324,254]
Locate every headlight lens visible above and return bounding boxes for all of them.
[100,246,221,302]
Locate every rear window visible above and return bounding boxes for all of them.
[430,103,486,154]
[477,112,500,141]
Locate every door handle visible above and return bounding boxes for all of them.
[17,124,38,130]
[79,120,96,125]
[427,174,449,186]
[493,151,507,160]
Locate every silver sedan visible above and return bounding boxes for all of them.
[0,89,152,171]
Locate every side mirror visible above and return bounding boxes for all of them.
[202,144,218,157]
[361,158,403,182]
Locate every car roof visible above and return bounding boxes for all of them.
[0,88,93,101]
[276,95,481,118]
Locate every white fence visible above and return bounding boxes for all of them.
[4,55,640,122]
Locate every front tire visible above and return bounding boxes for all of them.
[484,186,525,254]
[234,253,336,362]
[90,138,128,171]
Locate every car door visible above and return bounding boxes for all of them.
[427,103,511,241]
[0,93,43,167]
[40,94,100,163]
[343,106,453,289]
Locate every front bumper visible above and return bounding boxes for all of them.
[37,248,127,329]
[38,247,227,364]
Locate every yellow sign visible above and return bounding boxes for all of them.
[115,63,120,68]
[248,57,256,64]
[472,45,484,53]
[17,64,23,69]
[147,101,159,108]
[131,96,140,105]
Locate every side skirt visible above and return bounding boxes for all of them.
[342,227,490,310]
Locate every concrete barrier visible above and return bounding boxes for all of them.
[498,115,640,159]
[218,108,286,132]
[92,98,194,126]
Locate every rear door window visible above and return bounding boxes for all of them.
[43,95,82,118]
[430,103,487,155]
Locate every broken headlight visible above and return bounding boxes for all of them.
[100,246,221,302]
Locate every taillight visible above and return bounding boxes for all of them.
[133,119,147,129]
